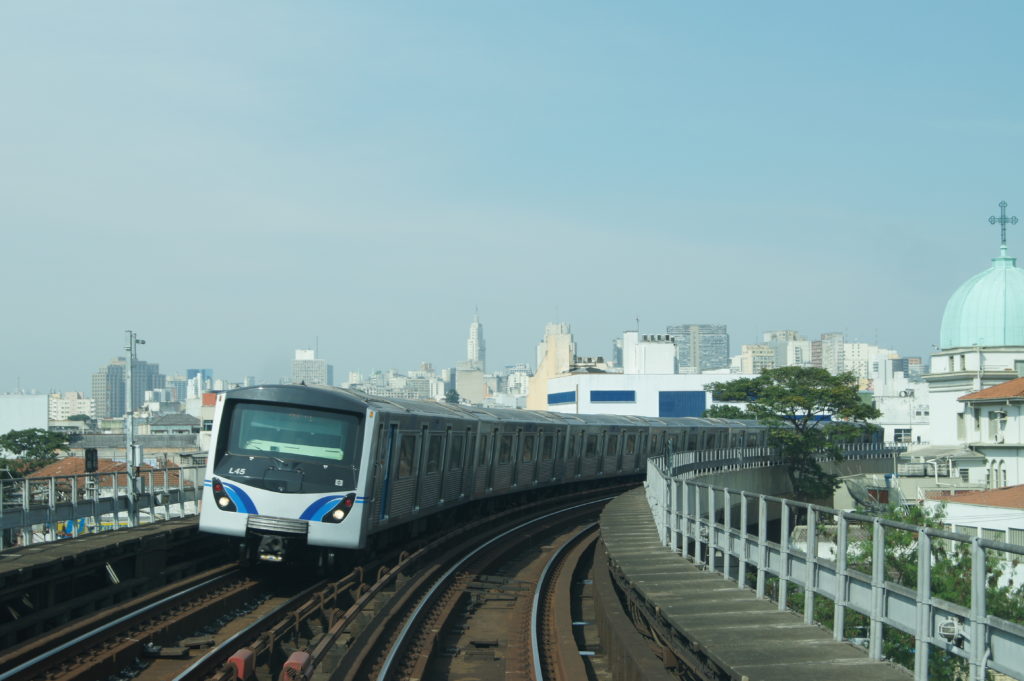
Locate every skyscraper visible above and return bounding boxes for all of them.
[91,357,166,418]
[467,313,486,372]
[666,324,730,372]
[291,349,333,385]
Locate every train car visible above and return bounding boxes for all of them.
[199,384,767,563]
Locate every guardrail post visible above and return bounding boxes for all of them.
[723,487,732,581]
[694,484,704,566]
[914,529,931,681]
[680,478,690,557]
[738,491,748,590]
[48,477,56,540]
[21,478,31,546]
[757,494,767,599]
[970,537,987,681]
[707,486,716,571]
[804,506,817,625]
[779,499,790,611]
[869,518,885,660]
[833,510,848,641]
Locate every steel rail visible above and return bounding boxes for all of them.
[531,522,597,681]
[0,571,238,681]
[374,496,613,681]
[168,577,329,681]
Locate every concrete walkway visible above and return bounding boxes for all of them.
[600,488,910,681]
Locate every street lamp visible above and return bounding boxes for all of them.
[125,330,145,526]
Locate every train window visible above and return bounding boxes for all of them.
[398,434,417,478]
[624,433,636,455]
[225,402,358,462]
[498,435,515,464]
[522,435,536,463]
[449,435,465,470]
[606,434,619,456]
[541,435,554,460]
[478,434,491,466]
[426,434,443,474]
[584,434,598,458]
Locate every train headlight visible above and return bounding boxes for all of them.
[323,493,356,524]
[212,478,237,512]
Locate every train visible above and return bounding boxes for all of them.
[198,384,769,563]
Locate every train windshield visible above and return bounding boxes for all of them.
[215,402,361,494]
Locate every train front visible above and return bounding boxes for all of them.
[199,386,369,562]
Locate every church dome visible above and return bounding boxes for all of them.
[940,248,1024,349]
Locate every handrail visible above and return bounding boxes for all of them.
[0,464,205,549]
[645,445,1024,681]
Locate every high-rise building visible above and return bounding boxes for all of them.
[48,392,95,421]
[666,324,730,372]
[819,332,846,374]
[467,313,486,372]
[91,357,166,418]
[291,349,333,386]
[739,344,776,374]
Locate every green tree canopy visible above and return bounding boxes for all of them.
[444,389,460,404]
[707,366,880,500]
[0,429,70,477]
[702,404,750,419]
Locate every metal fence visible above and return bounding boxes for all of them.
[646,445,1024,681]
[0,465,205,549]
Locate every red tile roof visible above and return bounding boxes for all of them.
[959,376,1024,402]
[927,484,1024,509]
[27,456,182,486]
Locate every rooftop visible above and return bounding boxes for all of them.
[928,484,1024,509]
[959,376,1024,401]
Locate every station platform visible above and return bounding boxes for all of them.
[599,487,910,681]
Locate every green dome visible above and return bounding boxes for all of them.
[940,248,1024,349]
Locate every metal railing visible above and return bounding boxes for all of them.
[0,465,205,549]
[646,445,1024,681]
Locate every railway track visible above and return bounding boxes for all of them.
[343,498,609,681]
[2,488,627,681]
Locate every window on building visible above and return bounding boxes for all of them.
[894,428,911,444]
[959,468,970,482]
[590,390,636,403]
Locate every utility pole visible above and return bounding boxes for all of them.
[124,330,145,526]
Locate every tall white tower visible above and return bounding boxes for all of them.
[467,313,486,372]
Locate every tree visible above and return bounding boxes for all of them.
[707,366,880,501]
[702,404,750,419]
[444,389,460,404]
[0,429,70,477]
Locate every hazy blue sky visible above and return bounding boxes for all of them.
[3,2,1023,392]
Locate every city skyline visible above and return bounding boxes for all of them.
[3,3,1022,392]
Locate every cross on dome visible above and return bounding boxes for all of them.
[989,200,1019,255]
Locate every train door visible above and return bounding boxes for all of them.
[389,429,420,518]
[372,422,396,526]
[417,429,445,510]
[486,429,499,491]
[474,431,492,494]
[539,431,555,483]
[518,433,537,486]
[442,427,466,503]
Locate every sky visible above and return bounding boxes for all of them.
[3,2,1024,392]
